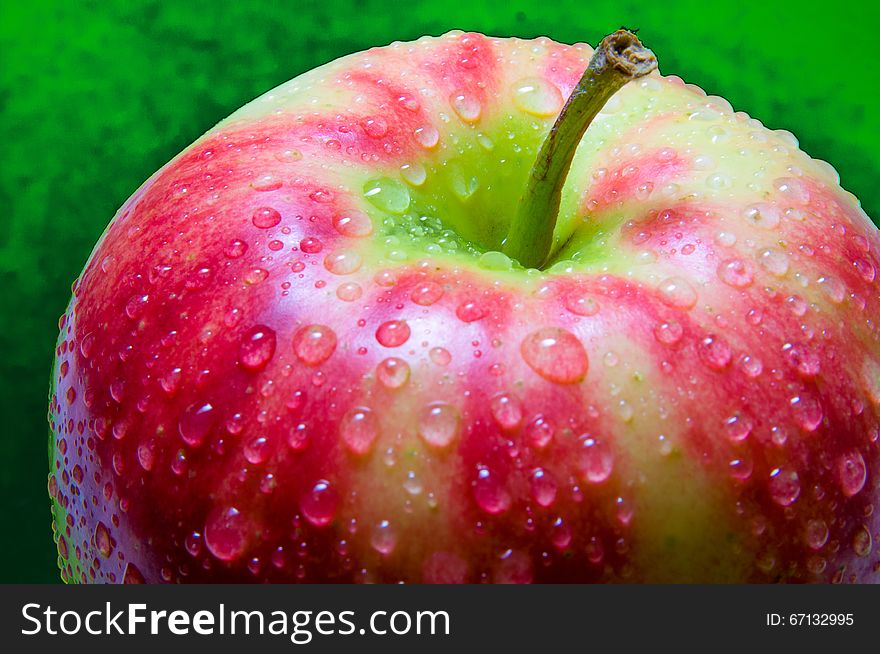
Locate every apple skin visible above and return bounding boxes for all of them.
[48,31,880,583]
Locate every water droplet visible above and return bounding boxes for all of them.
[244,435,270,464]
[336,282,363,302]
[363,177,411,214]
[418,402,460,448]
[837,451,867,497]
[205,507,247,561]
[413,125,440,149]
[411,281,444,306]
[493,549,532,583]
[577,436,614,484]
[429,347,451,365]
[490,393,523,430]
[512,77,563,117]
[94,522,113,558]
[333,211,373,237]
[817,275,846,304]
[853,257,876,283]
[757,248,789,276]
[853,524,873,557]
[564,290,600,316]
[178,402,215,446]
[768,467,800,506]
[324,250,363,275]
[521,327,588,384]
[699,335,732,370]
[717,258,754,288]
[783,343,820,378]
[551,517,573,549]
[334,411,379,462]
[376,357,410,389]
[728,456,754,480]
[478,250,512,271]
[450,92,481,123]
[724,414,752,442]
[287,423,309,451]
[790,393,823,432]
[530,468,557,507]
[361,116,388,138]
[370,520,397,555]
[456,300,487,322]
[239,325,277,371]
[653,320,683,345]
[657,276,697,309]
[805,519,829,550]
[301,480,339,527]
[742,203,780,229]
[293,325,337,365]
[300,236,323,254]
[376,320,410,347]
[474,466,511,514]
[251,174,281,192]
[252,206,281,229]
[525,415,554,448]
[400,162,427,186]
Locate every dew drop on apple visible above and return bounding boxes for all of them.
[244,435,270,465]
[456,300,486,322]
[292,325,337,366]
[473,466,511,515]
[861,359,880,404]
[577,436,614,484]
[853,257,876,283]
[336,282,363,302]
[805,519,829,550]
[375,319,410,347]
[251,173,281,192]
[728,456,753,481]
[239,325,277,372]
[450,92,481,123]
[817,275,846,304]
[324,249,363,275]
[837,450,867,497]
[340,406,379,455]
[252,206,281,229]
[94,521,113,558]
[757,248,789,276]
[551,517,572,549]
[653,320,683,345]
[525,415,554,449]
[564,290,600,316]
[287,423,309,452]
[724,414,752,442]
[742,203,780,229]
[717,258,754,288]
[178,402,215,446]
[790,393,823,432]
[370,520,397,555]
[657,276,697,309]
[512,77,563,117]
[529,468,557,507]
[418,401,460,448]
[205,507,247,561]
[768,467,800,506]
[429,347,451,366]
[413,125,440,149]
[300,480,339,527]
[363,177,411,215]
[333,211,373,237]
[490,393,523,430]
[376,357,410,389]
[411,281,444,306]
[698,335,732,370]
[400,162,427,186]
[478,251,512,271]
[521,327,588,384]
[852,525,873,557]
[300,236,323,254]
[361,116,388,139]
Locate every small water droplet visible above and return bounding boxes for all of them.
[429,347,452,366]
[512,77,563,116]
[837,451,867,497]
[205,507,247,561]
[363,177,411,214]
[239,325,277,371]
[525,415,554,449]
[418,402,460,448]
[333,212,373,237]
[768,467,800,506]
[853,524,873,557]
[717,258,754,288]
[450,92,481,123]
[577,435,614,484]
[370,520,397,555]
[413,125,440,149]
[411,281,444,306]
[530,468,557,507]
[790,393,823,432]
[178,402,215,446]
[400,162,427,186]
[474,466,511,514]
[336,282,363,302]
[657,276,697,309]
[698,335,732,370]
[252,206,281,229]
[340,407,379,455]
[376,320,410,347]
[490,393,523,430]
[376,357,410,389]
[805,519,829,550]
[456,300,487,322]
[324,250,363,275]
[301,480,339,527]
[564,290,600,316]
[94,521,113,558]
[361,116,388,138]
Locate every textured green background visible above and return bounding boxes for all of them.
[1,0,877,582]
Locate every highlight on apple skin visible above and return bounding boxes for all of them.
[48,29,880,583]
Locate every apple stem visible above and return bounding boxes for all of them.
[502,29,658,269]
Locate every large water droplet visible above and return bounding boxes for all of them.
[340,407,379,455]
[790,393,823,432]
[239,325,277,372]
[450,92,481,123]
[333,211,373,237]
[698,335,732,370]
[205,507,247,561]
[411,281,444,306]
[418,402,460,448]
[657,276,697,309]
[653,320,683,345]
[512,77,563,116]
[474,466,511,514]
[376,357,410,389]
[300,480,339,527]
[252,206,281,229]
[577,436,614,484]
[768,467,800,506]
[413,125,440,149]
[293,325,337,366]
[178,402,215,446]
[324,250,363,275]
[375,320,410,347]
[364,177,411,214]
[529,468,557,507]
[521,327,588,384]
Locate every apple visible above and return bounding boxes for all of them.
[49,29,879,584]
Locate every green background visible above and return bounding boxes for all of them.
[1,0,877,582]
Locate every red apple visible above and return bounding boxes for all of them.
[49,30,879,583]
